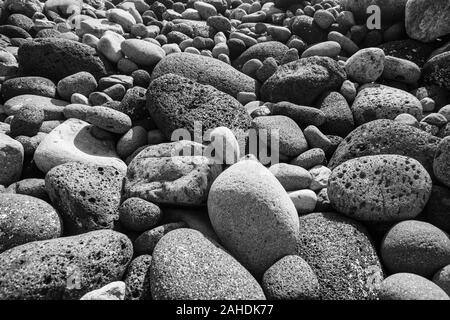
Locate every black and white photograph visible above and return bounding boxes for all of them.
[0,0,449,309]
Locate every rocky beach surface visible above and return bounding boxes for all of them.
[0,0,450,300]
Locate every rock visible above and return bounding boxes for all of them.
[328,31,359,56]
[4,0,44,17]
[342,0,408,24]
[252,115,309,158]
[423,52,450,91]
[269,163,312,191]
[107,8,136,33]
[317,91,354,137]
[290,148,326,170]
[0,133,24,186]
[4,178,48,201]
[146,73,251,140]
[345,48,385,84]
[381,220,450,277]
[233,41,289,70]
[151,52,257,98]
[124,255,152,300]
[119,198,162,233]
[0,194,62,253]
[1,77,56,101]
[378,39,433,68]
[116,126,148,159]
[118,86,148,121]
[86,106,132,134]
[46,162,125,235]
[301,41,341,59]
[269,102,326,128]
[120,39,165,67]
[423,185,450,234]
[262,255,319,300]
[288,189,317,214]
[134,222,187,255]
[309,165,331,191]
[97,30,125,64]
[261,56,346,106]
[434,137,450,188]
[328,155,432,222]
[208,157,299,277]
[3,95,68,120]
[34,118,126,174]
[10,104,44,137]
[329,119,440,176]
[433,265,450,296]
[351,84,422,126]
[291,15,327,45]
[296,212,384,300]
[405,0,450,43]
[150,228,265,299]
[303,125,332,152]
[0,230,132,300]
[80,281,126,300]
[79,18,124,38]
[57,72,98,101]
[379,273,449,300]
[382,56,421,84]
[124,141,222,206]
[17,38,110,81]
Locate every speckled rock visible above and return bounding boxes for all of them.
[433,265,450,296]
[85,106,132,135]
[124,141,222,206]
[1,77,56,101]
[146,73,251,140]
[345,48,385,84]
[290,148,326,170]
[34,119,126,173]
[381,220,450,277]
[382,56,421,84]
[405,0,450,43]
[379,273,449,300]
[0,194,62,253]
[0,230,133,300]
[119,197,162,233]
[252,115,308,158]
[423,52,450,91]
[233,41,289,70]
[317,91,355,137]
[262,255,319,300]
[134,222,187,256]
[261,56,346,106]
[124,255,152,300]
[296,212,384,300]
[329,119,440,176]
[151,52,257,98]
[118,86,148,121]
[291,15,327,45]
[378,39,433,68]
[45,162,125,235]
[17,38,111,81]
[4,178,48,202]
[328,155,432,222]
[150,228,266,299]
[0,133,24,186]
[434,137,450,188]
[208,157,299,277]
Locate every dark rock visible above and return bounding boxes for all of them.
[233,41,289,70]
[2,76,56,101]
[124,255,152,300]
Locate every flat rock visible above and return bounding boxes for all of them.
[3,95,68,120]
[150,228,265,299]
[328,155,432,222]
[1,76,56,100]
[124,140,222,206]
[33,118,126,174]
[0,230,133,300]
[151,52,258,98]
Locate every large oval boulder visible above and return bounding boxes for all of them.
[150,228,266,300]
[146,73,251,140]
[207,157,299,277]
[328,155,432,222]
[261,56,346,106]
[151,52,258,98]
[17,38,111,81]
[0,230,133,300]
[329,119,441,176]
[296,212,384,300]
